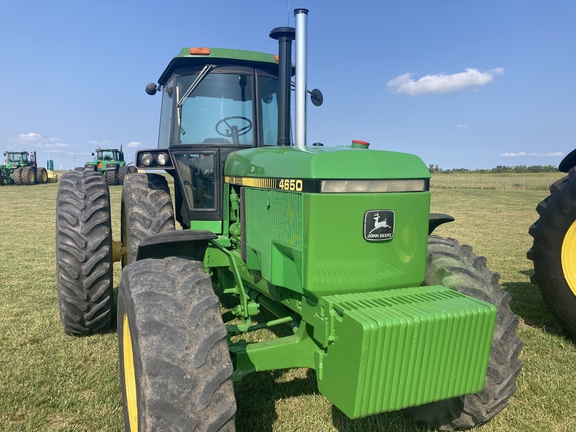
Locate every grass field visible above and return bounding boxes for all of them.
[1,173,575,431]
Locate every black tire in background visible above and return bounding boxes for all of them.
[21,166,35,185]
[118,165,129,185]
[13,167,23,185]
[404,236,523,430]
[121,173,175,266]
[56,170,113,335]
[36,167,48,183]
[118,257,236,432]
[528,168,576,336]
[106,169,118,185]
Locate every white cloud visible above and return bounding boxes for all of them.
[13,132,59,143]
[500,151,563,157]
[387,67,504,96]
[500,152,527,157]
[127,141,144,148]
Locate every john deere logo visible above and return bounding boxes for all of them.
[364,210,394,241]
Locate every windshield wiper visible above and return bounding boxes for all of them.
[177,64,215,108]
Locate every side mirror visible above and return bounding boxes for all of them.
[310,88,323,107]
[145,83,158,96]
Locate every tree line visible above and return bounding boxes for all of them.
[428,164,558,174]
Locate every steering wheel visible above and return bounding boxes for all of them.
[215,116,253,138]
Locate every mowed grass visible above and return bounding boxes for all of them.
[1,173,576,431]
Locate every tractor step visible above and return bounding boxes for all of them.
[314,285,497,418]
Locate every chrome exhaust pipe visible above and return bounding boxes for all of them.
[294,8,309,149]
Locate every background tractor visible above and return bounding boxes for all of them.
[55,9,522,431]
[0,151,51,185]
[529,149,576,337]
[82,146,136,185]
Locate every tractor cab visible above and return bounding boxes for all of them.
[6,152,25,164]
[93,148,124,162]
[141,48,284,229]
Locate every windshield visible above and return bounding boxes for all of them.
[178,72,253,145]
[97,150,119,161]
[162,68,280,147]
[8,153,24,163]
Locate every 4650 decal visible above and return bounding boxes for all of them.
[279,179,303,191]
[225,176,310,192]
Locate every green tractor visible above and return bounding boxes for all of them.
[83,146,136,185]
[528,149,576,337]
[1,151,48,185]
[55,9,522,431]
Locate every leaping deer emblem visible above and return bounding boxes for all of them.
[369,212,391,234]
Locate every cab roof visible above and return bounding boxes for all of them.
[158,47,279,85]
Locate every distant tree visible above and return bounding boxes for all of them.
[440,164,557,174]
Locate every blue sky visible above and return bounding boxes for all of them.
[1,1,574,170]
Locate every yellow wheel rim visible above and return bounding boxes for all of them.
[122,313,138,431]
[41,170,48,182]
[28,169,35,183]
[561,220,576,296]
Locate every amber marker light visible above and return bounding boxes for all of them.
[189,48,210,55]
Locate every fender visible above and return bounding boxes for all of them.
[136,230,218,261]
[429,213,455,234]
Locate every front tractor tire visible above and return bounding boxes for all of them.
[404,236,523,431]
[118,257,236,432]
[528,168,576,336]
[55,170,113,335]
[121,173,175,266]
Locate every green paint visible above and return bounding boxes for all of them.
[315,286,496,417]
[190,219,222,233]
[225,146,430,180]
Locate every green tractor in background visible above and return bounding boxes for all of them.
[55,9,522,431]
[82,146,136,185]
[0,151,48,185]
[528,149,576,338]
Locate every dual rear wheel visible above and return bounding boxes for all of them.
[56,172,236,431]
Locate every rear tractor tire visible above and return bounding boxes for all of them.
[55,170,114,335]
[21,166,36,185]
[528,168,576,336]
[36,167,48,183]
[118,257,236,432]
[118,165,129,184]
[13,167,23,185]
[106,169,118,185]
[121,173,175,266]
[404,235,522,431]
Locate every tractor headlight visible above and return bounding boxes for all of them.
[141,152,153,167]
[156,152,168,166]
[321,179,427,193]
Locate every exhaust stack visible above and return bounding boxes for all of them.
[294,8,309,149]
[270,26,295,147]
